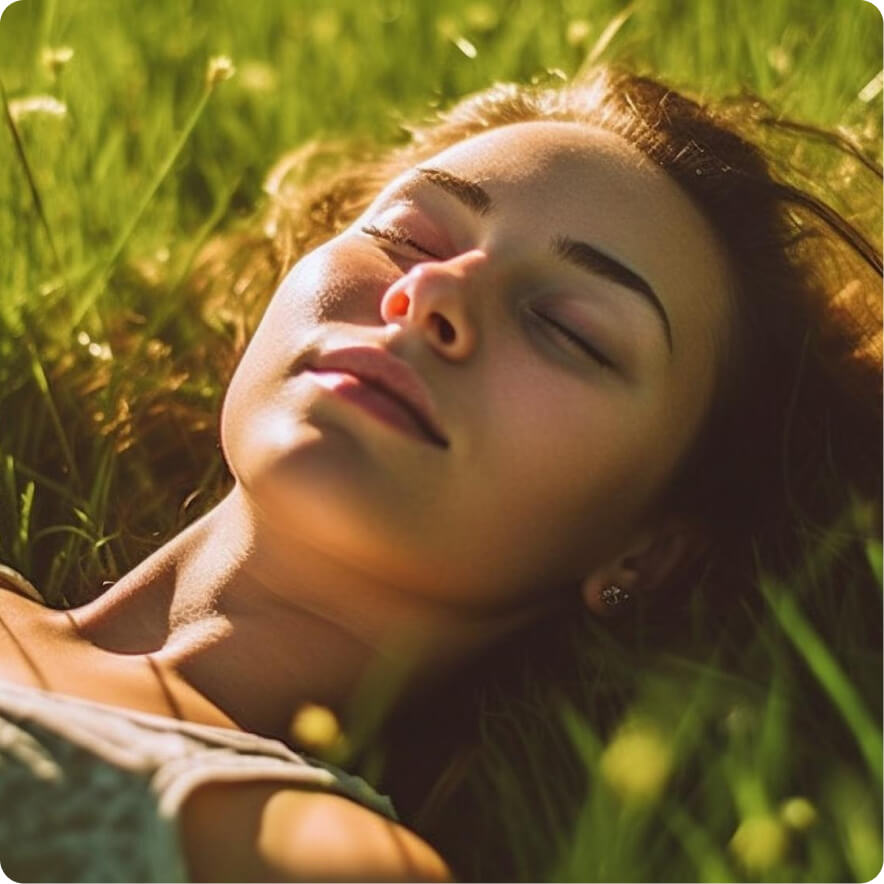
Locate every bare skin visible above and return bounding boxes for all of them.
[9,121,734,746]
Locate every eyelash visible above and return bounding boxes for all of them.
[363,223,612,368]
[361,224,440,259]
[529,310,613,368]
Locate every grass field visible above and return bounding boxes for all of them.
[0,0,881,881]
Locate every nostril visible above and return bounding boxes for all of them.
[433,313,456,344]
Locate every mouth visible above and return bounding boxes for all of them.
[306,370,449,448]
[302,347,449,449]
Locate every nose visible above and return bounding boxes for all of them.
[379,249,487,360]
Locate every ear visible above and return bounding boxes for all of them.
[579,518,705,615]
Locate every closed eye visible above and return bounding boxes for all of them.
[364,222,615,370]
[361,224,441,260]
[529,309,614,368]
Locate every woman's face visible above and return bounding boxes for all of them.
[221,121,734,615]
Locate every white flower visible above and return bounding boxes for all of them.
[8,95,68,122]
[41,45,74,76]
[206,55,236,87]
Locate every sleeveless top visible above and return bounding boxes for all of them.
[0,566,398,883]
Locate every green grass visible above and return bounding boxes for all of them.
[0,0,881,881]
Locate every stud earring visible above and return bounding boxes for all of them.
[600,584,631,608]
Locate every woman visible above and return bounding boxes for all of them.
[0,63,880,882]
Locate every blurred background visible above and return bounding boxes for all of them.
[0,1,881,881]
[1,0,880,298]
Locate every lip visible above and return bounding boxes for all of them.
[304,347,449,448]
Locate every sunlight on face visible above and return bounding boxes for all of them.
[221,121,735,615]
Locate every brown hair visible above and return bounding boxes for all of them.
[186,64,881,880]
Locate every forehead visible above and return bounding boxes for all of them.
[429,119,657,191]
[414,120,735,355]
[425,119,733,281]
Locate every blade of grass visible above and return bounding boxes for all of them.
[11,460,85,508]
[35,0,57,69]
[761,577,883,781]
[70,70,226,329]
[0,75,63,274]
[30,524,98,546]
[20,321,82,492]
[579,4,636,74]
[16,478,34,569]
[665,804,735,883]
[133,170,244,351]
[866,539,882,587]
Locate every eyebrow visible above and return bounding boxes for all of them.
[415,166,673,353]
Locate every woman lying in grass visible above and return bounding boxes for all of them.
[0,63,880,882]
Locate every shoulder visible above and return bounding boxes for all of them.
[182,779,454,882]
[261,786,454,882]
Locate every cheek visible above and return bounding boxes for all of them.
[478,361,625,523]
[484,357,618,480]
[222,241,396,417]
[275,242,395,327]
[474,359,676,557]
[218,240,403,497]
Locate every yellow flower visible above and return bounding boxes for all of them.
[290,703,341,750]
[290,703,351,763]
[780,796,819,831]
[600,725,672,803]
[729,815,789,873]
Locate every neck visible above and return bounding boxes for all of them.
[66,484,535,742]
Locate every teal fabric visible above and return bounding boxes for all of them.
[0,681,398,883]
